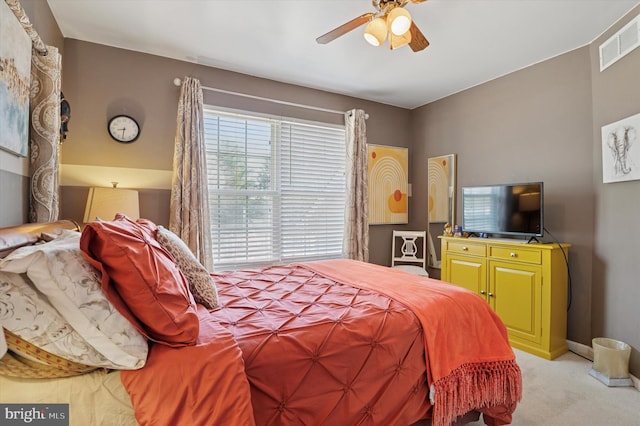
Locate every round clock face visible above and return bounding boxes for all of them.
[108,115,140,143]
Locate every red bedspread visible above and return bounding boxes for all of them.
[120,306,255,426]
[214,263,432,425]
[303,260,522,426]
[121,259,521,426]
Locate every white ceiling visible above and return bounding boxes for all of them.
[47,0,639,109]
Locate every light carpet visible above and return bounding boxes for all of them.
[414,348,640,425]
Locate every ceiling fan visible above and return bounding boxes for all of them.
[316,0,430,52]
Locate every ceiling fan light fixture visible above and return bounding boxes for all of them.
[363,17,388,46]
[316,1,429,53]
[388,7,412,36]
[389,30,412,50]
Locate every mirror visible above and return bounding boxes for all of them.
[427,154,456,271]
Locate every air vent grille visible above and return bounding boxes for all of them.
[600,14,640,71]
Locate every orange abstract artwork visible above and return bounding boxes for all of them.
[367,144,408,224]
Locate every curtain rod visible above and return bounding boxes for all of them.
[173,78,367,119]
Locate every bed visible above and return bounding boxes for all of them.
[0,218,522,426]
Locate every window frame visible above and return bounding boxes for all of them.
[203,106,346,271]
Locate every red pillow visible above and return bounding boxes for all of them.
[80,215,199,346]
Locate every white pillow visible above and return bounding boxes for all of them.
[0,231,147,369]
[1,271,98,368]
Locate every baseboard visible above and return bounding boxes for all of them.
[566,339,640,392]
[566,340,594,361]
[630,374,640,391]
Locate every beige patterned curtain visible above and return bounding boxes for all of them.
[6,0,61,222]
[169,77,213,271]
[343,109,369,262]
[29,46,61,222]
[5,0,48,55]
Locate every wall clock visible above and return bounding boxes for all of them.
[108,114,140,143]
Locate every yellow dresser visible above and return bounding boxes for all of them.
[440,236,570,360]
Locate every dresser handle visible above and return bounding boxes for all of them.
[510,252,516,257]
[488,292,494,297]
[462,246,468,251]
[480,290,486,295]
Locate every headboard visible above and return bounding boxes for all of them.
[0,220,80,258]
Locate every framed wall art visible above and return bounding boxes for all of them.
[367,144,408,225]
[427,154,456,223]
[601,112,639,184]
[0,0,31,157]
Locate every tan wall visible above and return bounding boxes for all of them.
[589,4,640,377]
[410,46,595,347]
[410,6,640,376]
[61,186,171,229]
[61,39,412,170]
[58,39,413,265]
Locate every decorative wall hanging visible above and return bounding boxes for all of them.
[601,112,639,184]
[367,144,408,224]
[60,92,70,140]
[0,0,31,157]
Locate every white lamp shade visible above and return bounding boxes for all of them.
[388,7,412,36]
[364,17,388,46]
[83,187,140,222]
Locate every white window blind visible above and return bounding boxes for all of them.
[204,108,346,270]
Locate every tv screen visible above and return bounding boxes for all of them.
[461,182,544,238]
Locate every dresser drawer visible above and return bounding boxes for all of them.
[489,245,541,264]
[445,240,486,256]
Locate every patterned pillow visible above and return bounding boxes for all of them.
[0,233,148,370]
[156,226,219,310]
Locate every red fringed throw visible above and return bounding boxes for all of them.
[301,259,523,426]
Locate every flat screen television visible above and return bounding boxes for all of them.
[461,182,544,239]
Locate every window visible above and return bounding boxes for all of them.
[204,108,346,270]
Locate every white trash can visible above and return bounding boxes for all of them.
[589,337,633,387]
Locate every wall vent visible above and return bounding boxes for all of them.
[600,14,640,71]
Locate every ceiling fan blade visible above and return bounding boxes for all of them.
[316,13,374,44]
[408,22,429,52]
[409,0,428,3]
